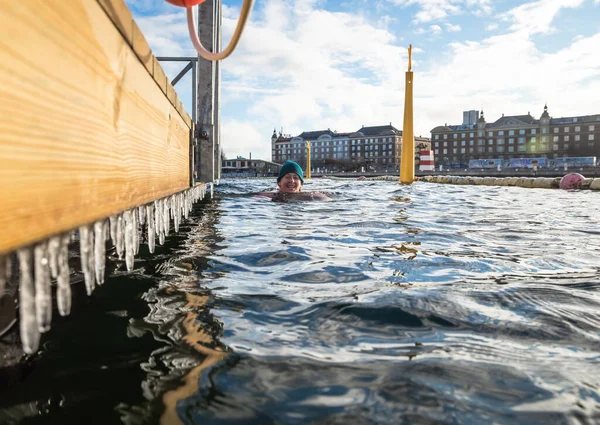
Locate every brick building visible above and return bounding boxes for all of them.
[431,106,600,168]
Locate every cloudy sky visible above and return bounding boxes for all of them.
[125,0,600,160]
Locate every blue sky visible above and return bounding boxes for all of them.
[125,0,600,160]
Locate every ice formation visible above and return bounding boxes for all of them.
[1,184,208,354]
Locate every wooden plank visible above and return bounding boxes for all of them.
[172,89,191,128]
[97,0,133,45]
[100,0,189,120]
[167,81,178,107]
[0,1,191,255]
[169,85,191,128]
[153,56,167,95]
[98,0,194,172]
[181,102,192,129]
[132,20,153,75]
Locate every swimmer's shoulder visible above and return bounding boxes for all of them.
[271,191,332,202]
[255,192,276,199]
[307,191,332,201]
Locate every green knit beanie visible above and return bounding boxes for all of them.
[277,161,304,183]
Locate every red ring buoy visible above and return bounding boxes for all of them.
[165,0,255,61]
[165,0,206,7]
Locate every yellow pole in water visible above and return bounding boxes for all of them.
[305,141,312,179]
[400,45,414,184]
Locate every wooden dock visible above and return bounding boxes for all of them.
[0,0,197,255]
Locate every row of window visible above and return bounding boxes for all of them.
[276,137,397,149]
[352,144,394,151]
[434,134,596,148]
[353,151,395,157]
[434,125,596,140]
[554,135,594,141]
[435,130,537,140]
[277,143,400,155]
[436,142,593,156]
[435,137,534,147]
[279,150,398,159]
[273,154,400,163]
[554,125,594,133]
[313,147,348,153]
[437,145,543,154]
[350,138,395,144]
[314,153,349,159]
[224,161,249,167]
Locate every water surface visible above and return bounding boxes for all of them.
[2,178,600,424]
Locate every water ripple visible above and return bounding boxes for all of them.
[5,179,600,425]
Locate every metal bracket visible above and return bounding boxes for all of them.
[195,127,210,140]
[156,56,198,123]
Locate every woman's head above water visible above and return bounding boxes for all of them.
[256,161,330,201]
[277,161,304,193]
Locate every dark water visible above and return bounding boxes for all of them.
[2,178,600,425]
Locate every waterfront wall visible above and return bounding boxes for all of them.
[365,175,600,190]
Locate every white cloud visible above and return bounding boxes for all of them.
[416,31,600,134]
[485,23,499,31]
[132,12,194,57]
[216,0,410,158]
[387,0,492,23]
[500,0,585,36]
[430,24,443,34]
[415,24,444,35]
[445,23,461,32]
[225,0,598,157]
[128,0,600,161]
[221,119,266,160]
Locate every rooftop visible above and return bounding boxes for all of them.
[551,114,600,125]
[297,129,338,139]
[487,114,539,128]
[354,124,402,136]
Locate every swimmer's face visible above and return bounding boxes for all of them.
[278,173,302,193]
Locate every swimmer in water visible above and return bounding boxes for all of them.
[257,160,331,201]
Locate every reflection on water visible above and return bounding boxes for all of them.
[2,179,600,424]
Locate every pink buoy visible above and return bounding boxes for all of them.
[358,176,366,181]
[559,173,584,190]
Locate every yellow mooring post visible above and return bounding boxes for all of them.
[400,44,415,184]
[305,141,312,179]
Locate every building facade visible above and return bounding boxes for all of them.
[431,106,600,168]
[271,125,431,171]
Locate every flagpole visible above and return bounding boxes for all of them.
[400,45,414,184]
